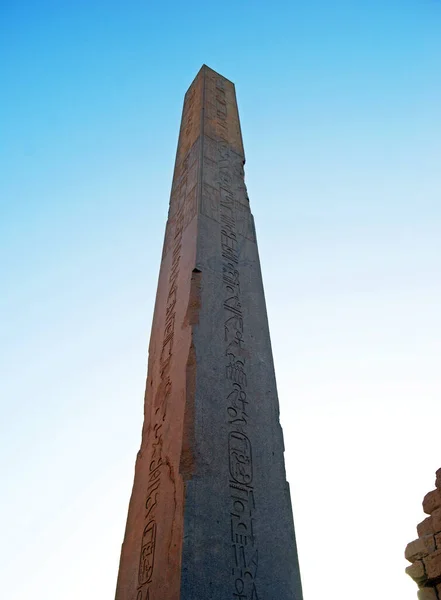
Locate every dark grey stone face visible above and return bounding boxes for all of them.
[115,65,303,600]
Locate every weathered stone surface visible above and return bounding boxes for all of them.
[406,535,436,562]
[417,587,438,600]
[435,533,441,549]
[434,509,441,532]
[425,490,441,516]
[435,469,441,490]
[420,517,435,537]
[437,583,441,597]
[114,66,303,600]
[432,508,441,535]
[406,560,427,585]
[424,549,441,581]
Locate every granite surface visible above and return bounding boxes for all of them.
[115,65,303,600]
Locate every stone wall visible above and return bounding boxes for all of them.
[406,469,441,599]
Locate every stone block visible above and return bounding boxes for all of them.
[406,535,436,562]
[406,560,427,585]
[424,490,441,515]
[435,533,441,549]
[435,468,441,490]
[424,549,441,581]
[417,588,438,600]
[419,517,435,537]
[433,509,441,534]
[437,583,441,598]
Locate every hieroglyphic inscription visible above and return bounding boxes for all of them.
[135,206,184,600]
[229,432,252,485]
[173,76,202,181]
[202,69,255,241]
[135,78,199,600]
[212,74,260,600]
[138,521,156,585]
[163,140,198,260]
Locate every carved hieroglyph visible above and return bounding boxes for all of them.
[114,65,303,600]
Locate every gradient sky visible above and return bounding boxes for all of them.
[1,2,441,599]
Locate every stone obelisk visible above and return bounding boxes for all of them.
[115,65,303,600]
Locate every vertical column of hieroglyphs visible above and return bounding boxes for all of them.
[115,71,203,600]
[162,73,202,261]
[201,67,260,600]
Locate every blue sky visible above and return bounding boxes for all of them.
[1,2,440,599]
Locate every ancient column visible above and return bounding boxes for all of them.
[114,65,303,600]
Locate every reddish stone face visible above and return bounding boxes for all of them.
[405,469,441,596]
[114,70,204,600]
[115,66,245,600]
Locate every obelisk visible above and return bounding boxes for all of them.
[115,65,303,600]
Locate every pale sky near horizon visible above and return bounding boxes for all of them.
[1,2,441,599]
